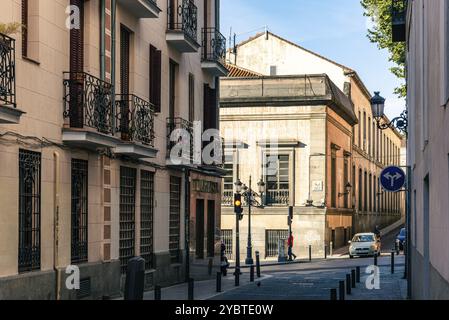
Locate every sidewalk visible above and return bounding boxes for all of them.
[143,271,272,300]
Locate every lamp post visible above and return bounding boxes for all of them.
[242,176,265,265]
[234,179,243,273]
[371,91,408,135]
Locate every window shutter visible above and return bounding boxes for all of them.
[150,45,162,113]
[203,84,211,130]
[21,0,28,57]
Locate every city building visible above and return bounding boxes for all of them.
[404,0,449,299]
[0,0,226,300]
[220,32,403,260]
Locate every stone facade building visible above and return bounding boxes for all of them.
[220,32,403,261]
[0,0,226,300]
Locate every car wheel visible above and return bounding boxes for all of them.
[349,255,354,259]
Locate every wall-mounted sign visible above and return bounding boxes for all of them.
[192,179,220,194]
[312,181,323,192]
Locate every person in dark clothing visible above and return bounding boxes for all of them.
[374,225,381,240]
[287,234,297,261]
[220,241,229,276]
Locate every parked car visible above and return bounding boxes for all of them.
[349,233,381,259]
[395,228,406,254]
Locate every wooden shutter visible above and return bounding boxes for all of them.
[120,26,131,138]
[69,0,85,128]
[150,45,161,113]
[21,0,28,57]
[204,84,217,130]
[188,74,194,122]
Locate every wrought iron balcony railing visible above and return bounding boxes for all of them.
[63,72,114,134]
[392,0,407,42]
[116,94,156,147]
[167,0,198,42]
[0,33,16,108]
[167,117,194,163]
[266,190,290,206]
[222,190,233,207]
[201,28,226,63]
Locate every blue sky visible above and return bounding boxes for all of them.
[221,0,405,119]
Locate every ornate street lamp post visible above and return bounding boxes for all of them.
[371,91,408,134]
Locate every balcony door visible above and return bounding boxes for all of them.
[120,26,131,140]
[169,60,177,120]
[196,199,205,259]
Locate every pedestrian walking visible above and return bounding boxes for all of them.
[287,234,297,261]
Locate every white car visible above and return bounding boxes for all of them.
[349,233,381,258]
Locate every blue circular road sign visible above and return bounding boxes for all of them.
[380,166,406,192]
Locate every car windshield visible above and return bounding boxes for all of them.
[352,235,375,242]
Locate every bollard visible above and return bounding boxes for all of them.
[325,245,328,259]
[256,251,261,278]
[391,250,395,274]
[154,286,162,301]
[234,267,240,286]
[330,288,337,301]
[124,257,145,300]
[330,242,333,256]
[250,265,255,282]
[188,278,194,300]
[351,270,356,288]
[309,245,312,262]
[339,281,345,301]
[356,266,361,283]
[374,253,378,266]
[346,274,351,295]
[216,272,222,293]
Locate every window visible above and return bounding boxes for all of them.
[22,0,40,61]
[141,170,154,270]
[358,111,361,147]
[18,150,41,273]
[344,158,349,208]
[358,168,363,212]
[364,171,368,212]
[265,230,289,258]
[120,26,131,95]
[222,151,235,206]
[368,117,371,156]
[265,154,290,206]
[363,111,367,150]
[70,0,84,73]
[169,60,177,120]
[169,176,182,263]
[369,174,372,212]
[71,159,88,264]
[119,167,136,274]
[331,150,337,208]
[221,229,233,259]
[188,73,195,122]
[149,45,162,112]
[204,84,218,130]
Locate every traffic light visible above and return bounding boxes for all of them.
[234,193,243,214]
[288,206,293,225]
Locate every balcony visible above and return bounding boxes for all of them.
[0,33,24,124]
[166,117,194,166]
[115,94,158,159]
[117,0,161,18]
[166,0,200,53]
[392,0,407,42]
[62,72,120,149]
[266,190,290,206]
[201,28,228,77]
[222,190,233,207]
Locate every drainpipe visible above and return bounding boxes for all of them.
[100,0,106,80]
[185,169,191,282]
[53,151,61,300]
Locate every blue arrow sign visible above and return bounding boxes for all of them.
[380,166,406,192]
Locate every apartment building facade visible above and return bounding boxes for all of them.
[220,32,403,259]
[0,0,226,300]
[404,0,449,299]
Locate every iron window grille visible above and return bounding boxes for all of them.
[0,33,16,108]
[18,149,41,273]
[201,28,226,63]
[265,154,290,206]
[220,229,233,260]
[63,72,114,134]
[120,167,137,274]
[222,153,234,206]
[140,170,155,270]
[169,176,182,263]
[167,0,198,43]
[116,94,156,146]
[265,230,289,258]
[71,159,88,264]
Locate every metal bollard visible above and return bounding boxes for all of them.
[391,250,395,274]
[339,281,345,300]
[346,274,351,295]
[356,266,361,283]
[188,278,194,300]
[124,257,145,300]
[216,272,222,293]
[351,270,356,288]
[330,288,337,301]
[234,267,240,286]
[374,254,378,266]
[250,265,255,282]
[325,245,328,259]
[330,242,333,256]
[154,286,162,301]
[256,251,261,278]
[309,245,312,262]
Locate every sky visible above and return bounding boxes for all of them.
[220,0,406,119]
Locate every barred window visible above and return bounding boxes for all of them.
[222,152,234,206]
[140,170,154,270]
[18,149,41,273]
[265,154,290,206]
[265,230,288,258]
[120,167,136,274]
[169,176,182,263]
[220,229,233,259]
[71,159,88,264]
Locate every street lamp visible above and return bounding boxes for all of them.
[234,179,243,275]
[338,182,353,197]
[371,91,408,134]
